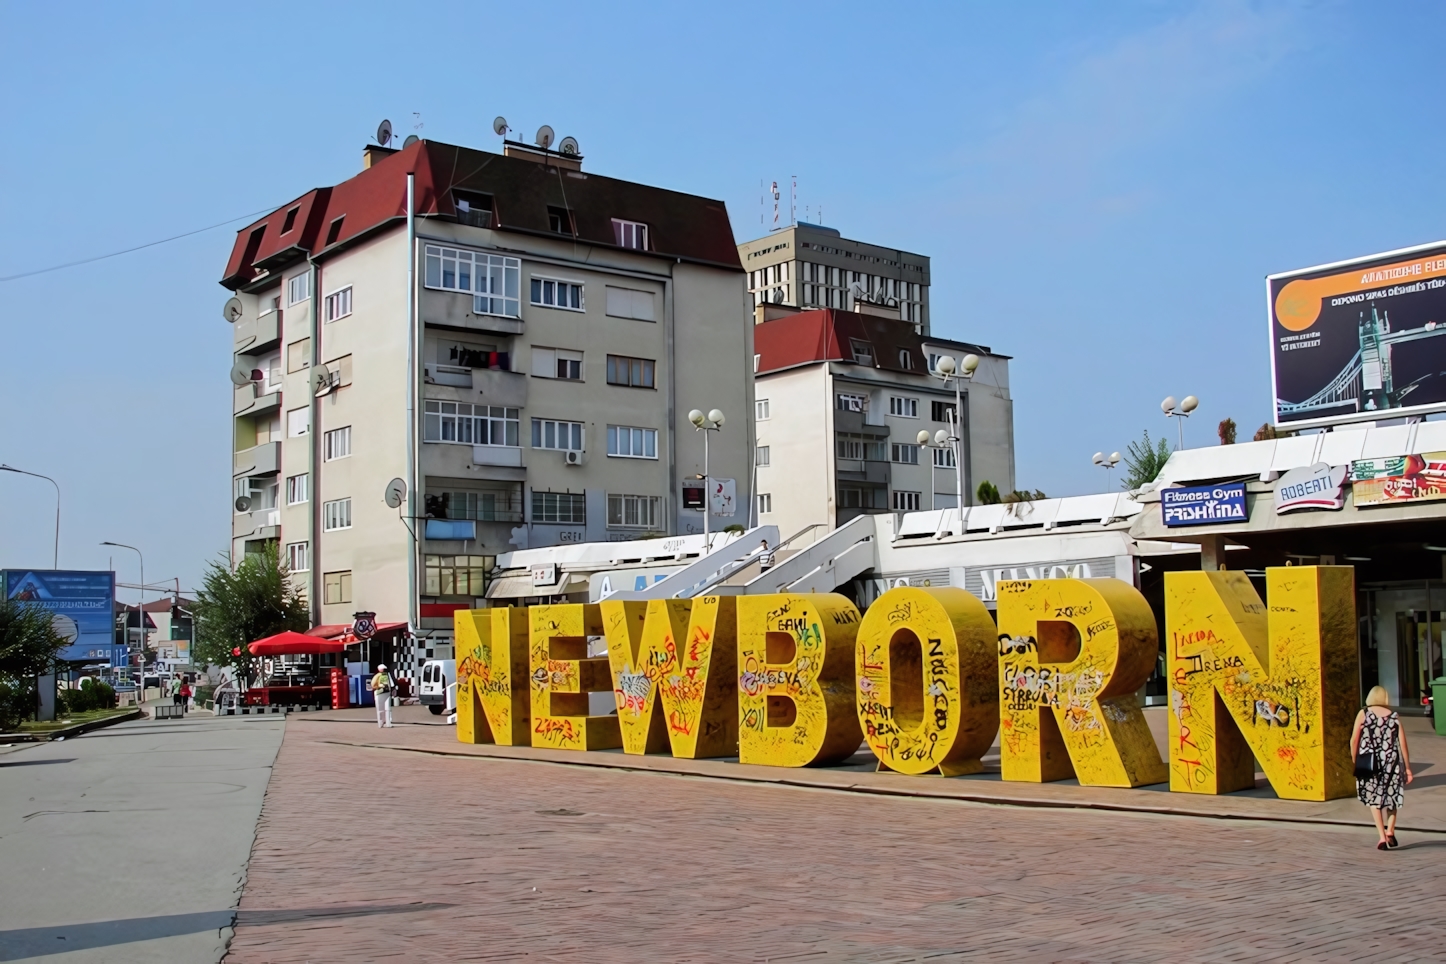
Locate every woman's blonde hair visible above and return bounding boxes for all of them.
[1365,685,1390,708]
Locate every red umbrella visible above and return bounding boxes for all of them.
[248,631,349,656]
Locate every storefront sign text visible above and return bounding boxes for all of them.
[1161,481,1248,527]
[1274,463,1347,513]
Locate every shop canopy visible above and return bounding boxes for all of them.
[248,631,349,656]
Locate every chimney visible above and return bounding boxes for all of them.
[363,145,400,170]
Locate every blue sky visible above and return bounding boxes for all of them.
[3,1,1444,596]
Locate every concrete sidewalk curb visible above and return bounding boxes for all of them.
[1,709,142,743]
[318,736,1440,835]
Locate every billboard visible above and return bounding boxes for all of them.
[3,569,120,665]
[1350,453,1446,507]
[1269,241,1446,428]
[1161,482,1248,527]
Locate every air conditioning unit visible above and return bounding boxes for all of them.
[564,449,584,466]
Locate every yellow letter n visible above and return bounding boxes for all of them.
[455,607,530,745]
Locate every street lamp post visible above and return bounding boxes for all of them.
[1092,451,1121,492]
[1161,395,1199,449]
[101,541,144,701]
[0,464,60,569]
[916,429,955,510]
[688,408,725,550]
[930,354,980,507]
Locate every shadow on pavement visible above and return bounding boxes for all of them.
[0,758,73,767]
[0,903,456,960]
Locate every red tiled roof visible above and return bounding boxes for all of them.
[754,308,999,376]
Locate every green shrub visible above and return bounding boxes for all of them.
[62,679,117,713]
[0,679,31,731]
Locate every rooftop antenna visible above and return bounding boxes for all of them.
[535,125,554,150]
[412,112,423,133]
[376,118,393,147]
[790,175,797,227]
[771,181,779,229]
[493,116,509,139]
[760,179,764,226]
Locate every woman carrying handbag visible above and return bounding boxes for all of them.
[1351,685,1414,850]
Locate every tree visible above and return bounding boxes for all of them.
[192,543,309,684]
[976,480,1001,505]
[1218,418,1237,445]
[0,596,68,729]
[1253,422,1287,441]
[1002,488,1047,504]
[1121,429,1172,490]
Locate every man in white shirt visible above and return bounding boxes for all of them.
[369,664,395,728]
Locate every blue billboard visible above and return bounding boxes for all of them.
[4,570,121,664]
[1161,482,1249,528]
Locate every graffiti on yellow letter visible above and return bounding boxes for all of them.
[855,586,999,775]
[1166,567,1357,801]
[455,607,530,745]
[528,603,621,751]
[737,593,863,767]
[996,578,1166,787]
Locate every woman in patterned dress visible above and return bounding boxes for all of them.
[1350,685,1414,850]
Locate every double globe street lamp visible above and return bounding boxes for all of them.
[688,408,725,549]
[925,353,979,509]
[1162,394,1199,449]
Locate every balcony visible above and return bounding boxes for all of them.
[472,445,523,468]
[234,441,281,478]
[234,309,281,355]
[421,289,523,336]
[234,383,282,417]
[424,364,473,388]
[233,507,281,541]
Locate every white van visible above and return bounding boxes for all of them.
[419,659,455,715]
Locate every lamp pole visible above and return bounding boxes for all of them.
[688,408,725,550]
[1161,395,1199,449]
[0,465,60,569]
[917,429,952,510]
[931,355,980,507]
[101,541,144,700]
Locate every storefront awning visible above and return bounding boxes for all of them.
[249,631,348,656]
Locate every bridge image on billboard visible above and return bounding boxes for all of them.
[1270,242,1446,428]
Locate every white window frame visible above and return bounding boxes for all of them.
[604,285,657,321]
[529,276,584,312]
[755,398,770,420]
[889,396,919,418]
[286,272,310,307]
[611,219,649,250]
[933,447,956,468]
[607,493,661,528]
[422,245,521,318]
[286,473,309,505]
[757,493,772,514]
[324,285,352,322]
[531,418,585,451]
[606,425,658,459]
[532,491,586,525]
[287,406,310,437]
[890,443,920,465]
[756,445,771,467]
[892,491,921,512]
[286,541,310,572]
[531,346,583,380]
[322,498,352,532]
[424,401,520,447]
[836,393,866,413]
[324,426,351,461]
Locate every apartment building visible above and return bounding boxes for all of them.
[737,222,931,333]
[221,138,752,665]
[752,307,1013,539]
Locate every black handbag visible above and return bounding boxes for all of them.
[1354,750,1377,779]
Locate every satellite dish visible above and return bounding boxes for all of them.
[384,478,407,509]
[558,135,579,155]
[403,134,419,148]
[230,363,254,387]
[223,297,244,324]
[535,125,554,150]
[376,119,393,146]
[235,496,252,513]
[493,116,509,137]
[311,367,334,396]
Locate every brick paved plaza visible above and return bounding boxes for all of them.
[224,714,1446,963]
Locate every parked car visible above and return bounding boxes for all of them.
[419,659,455,715]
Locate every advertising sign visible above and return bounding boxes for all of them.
[1161,482,1249,527]
[1270,242,1446,428]
[530,563,559,588]
[709,478,736,517]
[1350,452,1446,507]
[1274,463,1348,513]
[3,569,120,664]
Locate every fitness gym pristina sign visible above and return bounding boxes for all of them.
[455,568,1359,802]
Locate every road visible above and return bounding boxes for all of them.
[0,714,284,963]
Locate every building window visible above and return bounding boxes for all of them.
[322,498,352,531]
[530,277,583,311]
[238,477,277,512]
[889,396,919,418]
[891,443,920,465]
[753,354,761,373]
[892,491,922,512]
[281,206,299,234]
[756,445,771,466]
[604,286,656,321]
[324,286,352,322]
[324,426,351,461]
[836,393,866,413]
[931,400,957,423]
[837,433,886,461]
[286,473,309,505]
[325,216,345,245]
[286,541,309,572]
[451,189,493,229]
[287,407,310,437]
[532,491,586,524]
[424,402,520,447]
[606,354,655,388]
[933,447,956,468]
[850,339,873,366]
[422,245,521,318]
[757,493,772,514]
[611,219,649,250]
[756,398,770,420]
[607,494,661,528]
[425,485,523,523]
[323,570,352,605]
[548,206,574,235]
[424,555,490,596]
[531,418,584,451]
[838,486,888,510]
[531,347,583,380]
[898,349,913,369]
[287,272,310,307]
[286,339,310,373]
[607,425,658,459]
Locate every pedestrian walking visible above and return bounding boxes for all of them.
[758,539,775,572]
[1351,685,1413,850]
[170,674,184,708]
[178,677,192,714]
[369,664,395,728]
